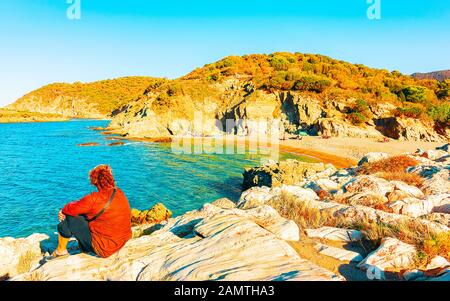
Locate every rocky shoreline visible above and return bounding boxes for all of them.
[1,144,449,281]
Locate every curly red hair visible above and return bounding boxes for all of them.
[89,165,115,190]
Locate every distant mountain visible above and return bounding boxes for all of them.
[7,77,163,119]
[412,70,450,82]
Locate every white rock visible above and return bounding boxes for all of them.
[264,219,300,242]
[429,194,450,214]
[211,198,236,209]
[279,185,319,201]
[358,238,417,275]
[391,181,425,199]
[13,205,340,281]
[305,227,363,242]
[315,244,364,263]
[315,179,341,191]
[426,256,450,270]
[0,233,49,279]
[422,149,448,161]
[357,152,389,166]
[344,175,394,196]
[392,194,450,217]
[237,186,273,209]
[421,170,450,195]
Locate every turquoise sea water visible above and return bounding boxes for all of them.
[0,120,316,238]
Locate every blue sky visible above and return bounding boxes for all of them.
[0,0,449,106]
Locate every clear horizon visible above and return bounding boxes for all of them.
[1,0,449,106]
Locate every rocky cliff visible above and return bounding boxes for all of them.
[108,53,449,142]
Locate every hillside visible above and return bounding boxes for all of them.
[0,109,67,123]
[109,53,450,142]
[412,70,450,82]
[7,77,164,119]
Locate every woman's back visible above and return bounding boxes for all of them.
[62,187,132,258]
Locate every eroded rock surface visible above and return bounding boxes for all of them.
[11,204,340,281]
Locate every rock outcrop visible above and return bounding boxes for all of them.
[8,204,341,281]
[131,203,173,226]
[242,160,336,190]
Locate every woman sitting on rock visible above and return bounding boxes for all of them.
[51,165,132,259]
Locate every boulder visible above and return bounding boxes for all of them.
[358,152,389,166]
[387,190,413,203]
[242,160,333,190]
[305,227,363,242]
[344,175,394,196]
[315,178,341,192]
[0,233,49,279]
[421,149,449,161]
[388,197,432,218]
[420,170,450,195]
[358,238,417,276]
[315,244,364,263]
[77,142,100,147]
[428,194,450,214]
[131,203,172,226]
[277,185,319,201]
[391,181,424,199]
[107,141,125,147]
[237,186,273,209]
[211,198,236,209]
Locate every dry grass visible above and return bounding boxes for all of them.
[333,193,393,213]
[380,172,424,187]
[267,191,344,229]
[358,155,419,174]
[17,251,38,275]
[268,191,449,267]
[418,232,450,265]
[22,271,47,281]
[358,155,424,187]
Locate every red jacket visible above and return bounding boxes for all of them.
[62,188,132,258]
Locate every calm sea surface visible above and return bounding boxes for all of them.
[0,120,317,238]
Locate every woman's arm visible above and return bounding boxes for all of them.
[62,193,95,217]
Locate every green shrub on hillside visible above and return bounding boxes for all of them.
[401,86,428,103]
[428,103,450,123]
[292,75,332,93]
[269,55,291,71]
[348,112,367,125]
[436,81,450,100]
[346,99,372,125]
[393,106,424,119]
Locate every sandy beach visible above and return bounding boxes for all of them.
[279,137,447,168]
[119,134,447,169]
